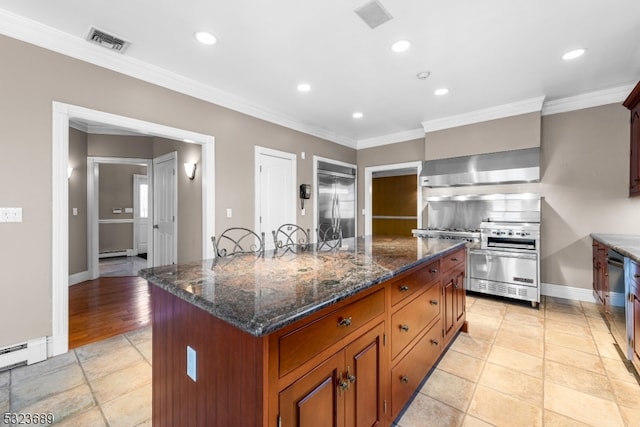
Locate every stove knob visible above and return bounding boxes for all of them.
[508,232,513,236]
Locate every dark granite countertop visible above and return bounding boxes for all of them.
[591,233,640,263]
[140,236,465,337]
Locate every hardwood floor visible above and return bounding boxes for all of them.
[69,276,151,349]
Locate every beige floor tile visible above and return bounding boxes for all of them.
[601,355,640,384]
[586,315,610,333]
[396,393,464,427]
[420,369,476,412]
[544,343,606,375]
[0,387,8,414]
[469,299,508,316]
[124,326,152,346]
[546,296,583,307]
[10,351,77,384]
[15,383,95,425]
[545,310,587,326]
[464,322,499,342]
[101,383,152,427]
[55,408,108,427]
[449,333,493,361]
[10,363,86,411]
[0,371,8,388]
[546,318,593,338]
[618,405,640,427]
[545,329,598,355]
[436,349,485,382]
[546,302,584,316]
[610,378,640,409]
[465,312,502,329]
[461,415,494,427]
[487,345,543,378]
[544,360,614,401]
[503,309,545,327]
[494,329,544,358]
[592,333,625,360]
[135,339,153,364]
[505,303,545,318]
[90,361,152,405]
[467,385,542,427]
[80,344,145,381]
[581,302,602,318]
[544,410,591,426]
[544,382,625,427]
[479,362,543,406]
[499,319,544,340]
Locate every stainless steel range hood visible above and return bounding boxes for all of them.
[420,147,540,187]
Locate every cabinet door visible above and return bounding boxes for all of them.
[344,323,384,427]
[279,352,345,427]
[442,273,455,344]
[454,268,466,325]
[630,109,640,196]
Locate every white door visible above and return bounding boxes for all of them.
[153,152,177,266]
[255,147,296,249]
[133,174,149,254]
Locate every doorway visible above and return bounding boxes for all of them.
[364,161,423,237]
[52,102,215,357]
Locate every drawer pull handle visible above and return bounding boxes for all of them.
[400,375,409,384]
[430,300,438,306]
[451,257,459,262]
[430,339,439,346]
[338,317,352,327]
[399,285,410,292]
[400,324,410,332]
[430,268,438,274]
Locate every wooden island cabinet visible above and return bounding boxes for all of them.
[624,80,640,197]
[143,237,468,427]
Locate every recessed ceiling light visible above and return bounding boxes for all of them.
[297,83,311,92]
[391,39,411,53]
[352,112,364,119]
[562,48,586,60]
[194,31,217,45]
[434,88,449,96]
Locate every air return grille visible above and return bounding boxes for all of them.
[86,27,131,53]
[354,0,393,29]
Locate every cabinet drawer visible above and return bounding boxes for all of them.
[279,288,385,377]
[391,283,441,359]
[390,260,440,306]
[442,248,465,272]
[391,318,442,419]
[630,259,640,290]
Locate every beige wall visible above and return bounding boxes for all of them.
[68,128,88,275]
[425,112,541,159]
[88,134,154,159]
[0,34,355,347]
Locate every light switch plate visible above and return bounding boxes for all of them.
[226,208,232,218]
[187,346,197,381]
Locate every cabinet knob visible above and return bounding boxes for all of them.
[399,285,410,292]
[338,379,349,394]
[429,300,438,306]
[347,366,356,384]
[337,317,352,327]
[430,268,438,274]
[400,324,410,332]
[430,339,439,346]
[400,375,409,384]
[451,257,459,262]
[634,274,640,279]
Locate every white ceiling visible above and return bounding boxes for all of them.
[1,0,639,148]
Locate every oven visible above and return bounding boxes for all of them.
[468,221,541,306]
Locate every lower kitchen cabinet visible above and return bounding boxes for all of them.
[279,323,384,427]
[442,248,467,347]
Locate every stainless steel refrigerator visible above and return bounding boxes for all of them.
[317,161,356,239]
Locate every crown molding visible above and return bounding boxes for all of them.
[356,128,425,150]
[542,84,635,116]
[0,9,357,149]
[422,96,546,133]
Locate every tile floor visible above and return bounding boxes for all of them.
[99,256,148,277]
[2,294,640,426]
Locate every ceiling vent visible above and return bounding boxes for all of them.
[86,27,131,53]
[354,0,393,29]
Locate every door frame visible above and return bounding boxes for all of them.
[254,146,297,247]
[52,101,215,357]
[313,156,357,244]
[363,161,423,236]
[87,157,152,280]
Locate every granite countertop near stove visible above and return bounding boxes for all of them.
[591,233,640,263]
[140,236,464,337]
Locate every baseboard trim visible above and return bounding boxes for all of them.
[0,337,47,371]
[69,271,90,286]
[541,282,598,303]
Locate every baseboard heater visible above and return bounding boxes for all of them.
[99,248,134,258]
[0,337,47,372]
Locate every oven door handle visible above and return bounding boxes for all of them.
[469,248,537,260]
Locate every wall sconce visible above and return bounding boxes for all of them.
[67,167,73,179]
[184,162,197,180]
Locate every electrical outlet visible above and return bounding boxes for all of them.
[0,208,22,223]
[187,346,197,381]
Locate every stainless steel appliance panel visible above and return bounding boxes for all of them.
[469,249,537,287]
[317,170,356,239]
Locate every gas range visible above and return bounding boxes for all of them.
[412,227,480,243]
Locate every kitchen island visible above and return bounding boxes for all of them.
[141,236,467,426]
